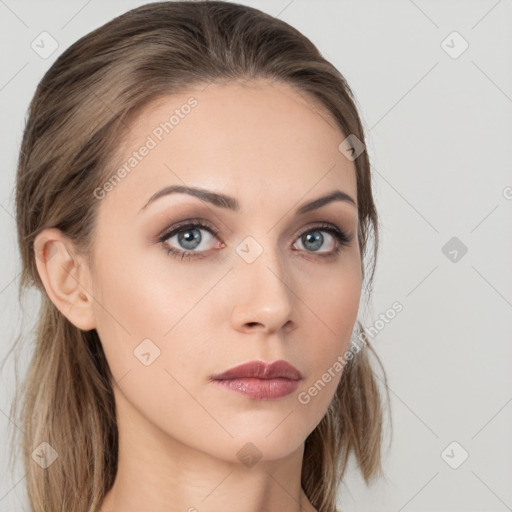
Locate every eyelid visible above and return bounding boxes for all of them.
[156,217,220,242]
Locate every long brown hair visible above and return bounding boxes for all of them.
[7,2,391,511]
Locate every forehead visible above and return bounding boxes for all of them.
[99,79,357,220]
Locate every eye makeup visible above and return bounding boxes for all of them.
[156,218,353,262]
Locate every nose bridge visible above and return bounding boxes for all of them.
[230,231,295,332]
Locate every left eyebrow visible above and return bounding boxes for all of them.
[139,185,356,214]
[295,190,357,214]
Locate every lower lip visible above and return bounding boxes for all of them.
[212,377,301,399]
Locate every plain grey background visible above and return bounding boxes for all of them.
[1,1,511,511]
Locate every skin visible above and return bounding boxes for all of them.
[34,78,362,512]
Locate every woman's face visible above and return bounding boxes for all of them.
[89,79,362,461]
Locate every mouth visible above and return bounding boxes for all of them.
[210,359,303,400]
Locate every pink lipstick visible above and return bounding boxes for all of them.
[210,360,303,400]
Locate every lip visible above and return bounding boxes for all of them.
[210,360,303,400]
[211,360,303,380]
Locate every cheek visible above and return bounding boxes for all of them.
[91,246,219,383]
[296,261,361,410]
[307,258,362,347]
[93,237,197,333]
[90,249,176,376]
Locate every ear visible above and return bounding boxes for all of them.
[33,228,96,331]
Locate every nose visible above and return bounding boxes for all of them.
[230,245,296,335]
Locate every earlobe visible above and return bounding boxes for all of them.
[33,229,96,331]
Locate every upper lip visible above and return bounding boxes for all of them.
[211,360,303,381]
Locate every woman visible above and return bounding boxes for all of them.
[10,1,391,511]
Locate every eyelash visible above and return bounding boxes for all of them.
[158,219,352,262]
